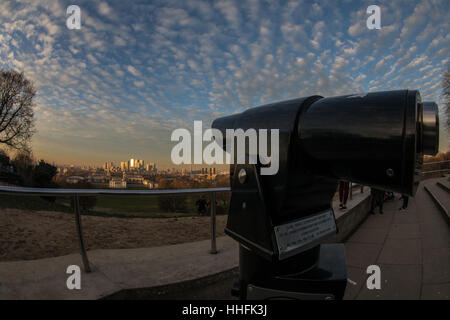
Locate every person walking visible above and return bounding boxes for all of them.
[339,180,350,210]
[370,188,384,214]
[195,195,207,216]
[399,194,409,211]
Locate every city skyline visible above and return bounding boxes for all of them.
[0,0,448,166]
[54,156,226,172]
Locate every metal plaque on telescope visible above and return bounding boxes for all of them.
[274,209,336,260]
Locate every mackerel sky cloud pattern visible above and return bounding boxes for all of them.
[0,0,448,165]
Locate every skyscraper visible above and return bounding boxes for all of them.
[120,161,129,171]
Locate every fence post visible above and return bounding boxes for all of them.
[74,194,91,273]
[210,191,217,254]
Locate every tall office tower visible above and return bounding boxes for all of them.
[213,168,216,174]
[130,158,135,169]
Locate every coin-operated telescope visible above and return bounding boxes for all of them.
[212,90,439,300]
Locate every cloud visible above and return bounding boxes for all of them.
[215,0,241,30]
[405,55,427,69]
[98,2,113,17]
[400,0,429,38]
[127,65,140,77]
[113,36,126,46]
[0,0,448,165]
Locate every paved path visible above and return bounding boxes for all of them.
[0,236,238,299]
[344,177,450,300]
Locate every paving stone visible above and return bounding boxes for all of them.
[345,243,382,269]
[357,264,421,300]
[387,223,421,239]
[347,227,387,244]
[377,238,422,265]
[422,247,450,284]
[421,283,450,300]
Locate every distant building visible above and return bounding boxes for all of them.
[127,174,144,184]
[146,162,156,172]
[143,179,159,189]
[109,178,126,189]
[89,174,107,183]
[66,176,85,184]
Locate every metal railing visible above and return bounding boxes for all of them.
[422,160,450,165]
[421,169,450,174]
[421,160,450,176]
[0,186,230,273]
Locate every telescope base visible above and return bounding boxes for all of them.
[237,243,347,300]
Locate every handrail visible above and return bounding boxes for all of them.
[0,186,230,196]
[421,169,450,174]
[0,185,231,273]
[423,160,450,165]
[421,159,450,175]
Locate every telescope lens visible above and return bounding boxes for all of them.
[422,102,439,156]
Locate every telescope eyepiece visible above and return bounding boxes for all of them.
[422,102,439,156]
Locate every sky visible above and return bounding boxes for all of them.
[0,0,449,167]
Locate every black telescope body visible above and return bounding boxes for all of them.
[212,90,439,300]
[299,90,425,197]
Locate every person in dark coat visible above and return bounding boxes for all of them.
[370,188,384,214]
[399,194,409,211]
[196,195,207,216]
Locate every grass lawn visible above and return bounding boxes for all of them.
[0,192,230,219]
[93,194,200,218]
[0,194,72,213]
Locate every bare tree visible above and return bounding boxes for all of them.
[443,66,450,128]
[0,69,36,150]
